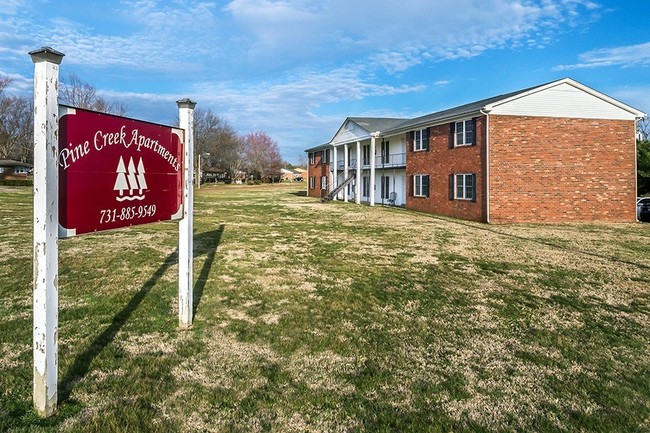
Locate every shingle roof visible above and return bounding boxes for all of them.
[305,143,332,153]
[347,117,408,134]
[0,159,33,168]
[383,86,539,134]
[307,77,645,152]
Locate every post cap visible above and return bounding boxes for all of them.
[176,98,197,109]
[29,47,65,64]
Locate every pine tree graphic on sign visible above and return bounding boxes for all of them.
[114,156,147,202]
[113,156,128,197]
[137,158,148,194]
[127,157,138,195]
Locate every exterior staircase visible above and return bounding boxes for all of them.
[321,174,355,203]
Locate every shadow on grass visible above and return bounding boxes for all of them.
[288,190,307,197]
[193,224,224,317]
[59,225,224,405]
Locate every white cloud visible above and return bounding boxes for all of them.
[0,0,28,15]
[0,0,610,161]
[554,41,650,70]
[221,0,602,74]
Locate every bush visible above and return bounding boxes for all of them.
[0,179,33,187]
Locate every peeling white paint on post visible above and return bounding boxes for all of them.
[343,144,349,202]
[370,132,378,206]
[30,46,64,417]
[177,98,196,328]
[355,141,361,205]
[332,146,338,200]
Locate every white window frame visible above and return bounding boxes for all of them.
[322,149,328,164]
[309,153,315,165]
[321,175,327,190]
[309,176,315,189]
[413,174,429,197]
[454,119,475,147]
[454,173,475,200]
[413,129,428,151]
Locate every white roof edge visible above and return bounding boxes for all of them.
[329,117,374,146]
[484,78,646,118]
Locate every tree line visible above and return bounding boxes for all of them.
[0,74,294,182]
[4,73,645,191]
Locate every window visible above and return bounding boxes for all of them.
[381,141,390,164]
[381,176,390,199]
[413,174,429,197]
[309,176,315,189]
[362,145,371,165]
[309,153,315,165]
[412,129,430,151]
[450,173,476,201]
[321,175,327,190]
[362,176,370,197]
[454,119,476,147]
[322,149,328,164]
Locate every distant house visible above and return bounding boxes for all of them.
[306,78,646,223]
[280,168,306,181]
[280,168,296,181]
[0,160,33,180]
[293,168,307,181]
[202,167,227,183]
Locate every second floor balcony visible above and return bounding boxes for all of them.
[335,153,406,171]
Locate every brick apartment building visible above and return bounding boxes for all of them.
[305,78,645,223]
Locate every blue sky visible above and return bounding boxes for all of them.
[1,0,648,163]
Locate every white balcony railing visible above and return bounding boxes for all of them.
[335,153,406,171]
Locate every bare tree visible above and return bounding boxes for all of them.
[221,137,246,181]
[0,76,13,159]
[60,74,127,115]
[0,76,34,161]
[243,131,283,181]
[193,108,245,180]
[296,154,307,169]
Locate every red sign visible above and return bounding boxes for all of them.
[58,106,184,237]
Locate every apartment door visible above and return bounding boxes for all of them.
[381,140,390,164]
[381,175,390,200]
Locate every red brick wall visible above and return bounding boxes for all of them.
[488,115,637,223]
[405,117,487,222]
[307,150,330,199]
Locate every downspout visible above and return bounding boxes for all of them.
[480,109,491,223]
[635,117,640,221]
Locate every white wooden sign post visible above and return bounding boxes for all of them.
[30,46,64,418]
[177,98,196,328]
[29,46,196,417]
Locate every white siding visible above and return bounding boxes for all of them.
[489,82,638,121]
[332,120,369,145]
[373,172,406,206]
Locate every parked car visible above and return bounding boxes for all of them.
[638,197,650,222]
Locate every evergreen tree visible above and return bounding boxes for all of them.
[638,140,650,195]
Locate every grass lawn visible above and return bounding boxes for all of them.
[1,182,649,432]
